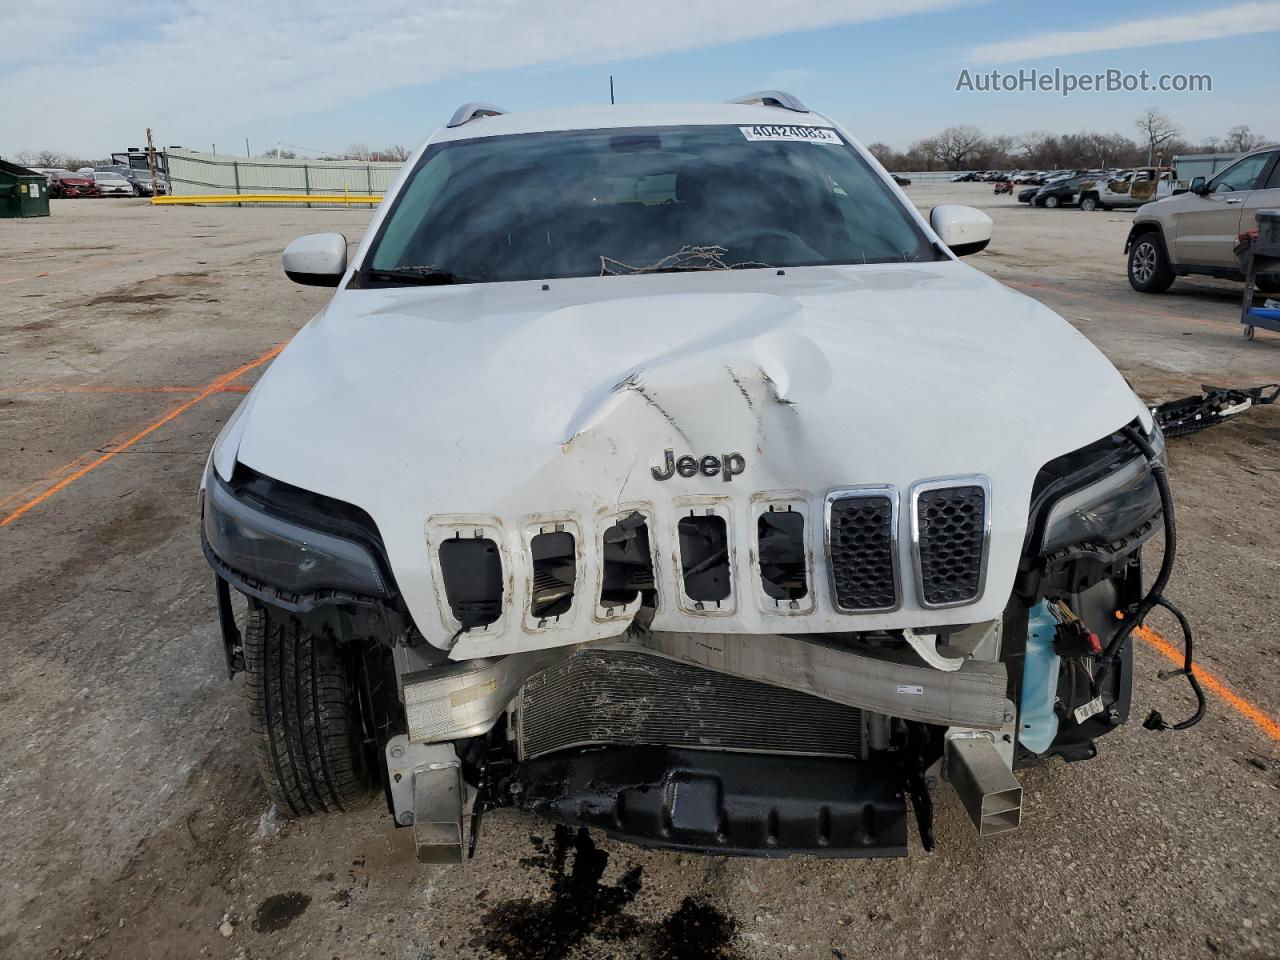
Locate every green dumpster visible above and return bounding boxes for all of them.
[0,159,51,218]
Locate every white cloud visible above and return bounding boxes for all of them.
[967,0,1280,63]
[1,0,972,153]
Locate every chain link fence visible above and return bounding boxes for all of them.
[165,150,403,206]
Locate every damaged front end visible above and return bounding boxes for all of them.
[202,334,1184,863]
[349,425,1167,862]
[201,105,1203,863]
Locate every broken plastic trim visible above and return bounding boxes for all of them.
[1151,383,1278,438]
[757,508,807,602]
[600,512,656,608]
[678,514,732,605]
[439,536,503,629]
[530,530,576,620]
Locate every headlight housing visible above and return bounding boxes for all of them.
[202,466,389,598]
[1032,424,1164,555]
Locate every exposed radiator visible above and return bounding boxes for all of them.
[516,649,865,760]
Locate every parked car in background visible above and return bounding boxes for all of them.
[138,171,168,196]
[1126,143,1280,293]
[1032,175,1088,208]
[952,172,981,182]
[49,171,100,198]
[1017,185,1040,203]
[103,165,166,196]
[1077,168,1176,212]
[91,170,134,197]
[892,173,912,186]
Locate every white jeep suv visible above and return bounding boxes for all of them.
[201,93,1176,862]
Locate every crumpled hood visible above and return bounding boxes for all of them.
[232,261,1148,654]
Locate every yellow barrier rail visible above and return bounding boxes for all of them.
[152,193,381,205]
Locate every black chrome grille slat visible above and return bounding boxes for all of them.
[914,482,988,607]
[826,490,899,612]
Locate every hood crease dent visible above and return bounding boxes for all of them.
[233,262,1149,656]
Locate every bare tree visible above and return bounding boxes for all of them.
[345,142,372,161]
[380,144,410,162]
[12,149,73,168]
[864,142,896,166]
[932,125,988,169]
[1223,124,1264,153]
[1135,108,1181,165]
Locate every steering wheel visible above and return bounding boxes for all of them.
[720,225,809,253]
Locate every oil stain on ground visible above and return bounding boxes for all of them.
[650,897,739,960]
[482,826,643,959]
[482,828,740,959]
[252,891,312,933]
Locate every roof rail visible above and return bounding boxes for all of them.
[727,90,809,113]
[447,102,508,128]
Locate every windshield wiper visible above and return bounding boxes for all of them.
[363,265,479,286]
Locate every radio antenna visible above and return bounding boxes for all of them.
[610,75,615,105]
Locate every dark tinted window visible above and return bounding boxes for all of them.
[364,125,938,284]
[1264,153,1280,190]
[1209,152,1271,193]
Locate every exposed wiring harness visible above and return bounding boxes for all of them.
[1090,425,1205,731]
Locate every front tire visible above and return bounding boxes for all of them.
[1043,195,1059,208]
[1128,232,1175,293]
[243,603,372,816]
[1079,195,1098,212]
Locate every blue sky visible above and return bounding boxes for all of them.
[3,0,1277,158]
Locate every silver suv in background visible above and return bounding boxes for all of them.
[1126,144,1280,293]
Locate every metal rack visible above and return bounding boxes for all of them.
[1240,209,1280,340]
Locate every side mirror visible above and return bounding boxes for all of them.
[1190,176,1208,195]
[282,233,347,287]
[930,204,993,257]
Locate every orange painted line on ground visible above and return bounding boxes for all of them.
[1007,280,1230,331]
[0,384,250,395]
[0,421,150,514]
[0,345,283,528]
[1137,625,1280,742]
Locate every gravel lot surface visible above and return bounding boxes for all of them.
[1,186,1276,960]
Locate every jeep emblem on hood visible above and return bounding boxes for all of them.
[651,449,746,482]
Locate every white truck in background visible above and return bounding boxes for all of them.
[1078,167,1178,211]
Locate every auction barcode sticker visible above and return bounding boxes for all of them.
[740,125,842,145]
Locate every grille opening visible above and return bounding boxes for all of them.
[828,494,897,611]
[439,535,503,629]
[600,512,656,608]
[530,530,576,620]
[678,513,731,605]
[917,485,985,606]
[758,508,807,602]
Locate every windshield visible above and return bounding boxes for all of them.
[363,124,938,285]
[95,172,127,181]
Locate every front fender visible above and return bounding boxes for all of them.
[1124,220,1166,255]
